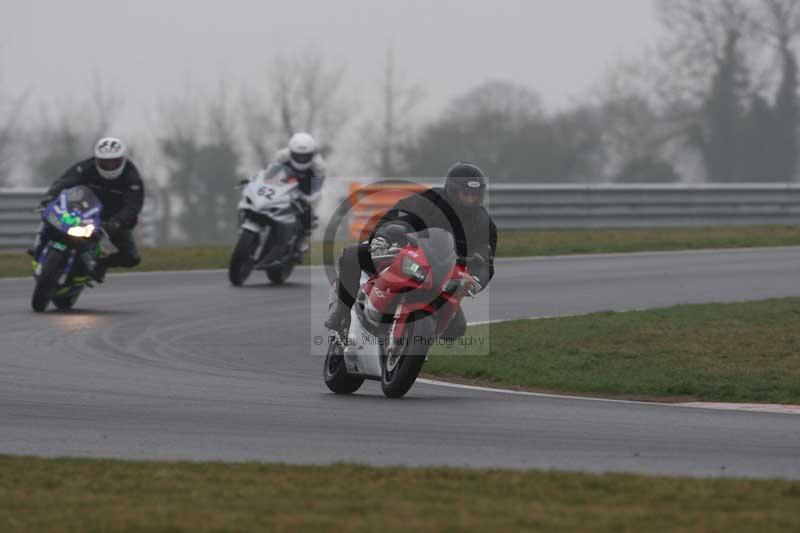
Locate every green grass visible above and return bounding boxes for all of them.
[427,298,800,404]
[3,225,800,278]
[499,225,800,256]
[1,456,798,532]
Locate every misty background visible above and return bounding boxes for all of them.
[2,0,800,243]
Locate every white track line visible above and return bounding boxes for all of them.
[418,379,800,415]
[420,317,800,416]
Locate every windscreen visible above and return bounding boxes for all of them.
[412,228,457,286]
[63,186,101,214]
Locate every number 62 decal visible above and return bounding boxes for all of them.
[257,186,275,199]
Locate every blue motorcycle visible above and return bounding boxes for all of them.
[31,185,106,312]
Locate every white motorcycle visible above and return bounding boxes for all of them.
[228,163,307,286]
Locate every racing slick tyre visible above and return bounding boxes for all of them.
[324,338,365,394]
[228,230,258,286]
[31,249,65,313]
[380,314,435,399]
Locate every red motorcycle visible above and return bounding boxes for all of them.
[324,227,481,398]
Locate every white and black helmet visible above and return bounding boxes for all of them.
[94,137,127,180]
[288,132,317,171]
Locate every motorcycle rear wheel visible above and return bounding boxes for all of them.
[266,262,294,285]
[31,249,65,313]
[324,338,364,394]
[52,288,82,311]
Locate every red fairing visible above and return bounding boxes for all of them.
[362,243,474,342]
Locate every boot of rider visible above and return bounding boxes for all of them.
[324,281,351,332]
[296,231,311,255]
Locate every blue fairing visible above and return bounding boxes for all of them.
[37,186,104,273]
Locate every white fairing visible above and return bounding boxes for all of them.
[343,272,384,378]
[237,165,300,232]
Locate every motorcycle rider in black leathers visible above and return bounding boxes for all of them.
[34,137,144,282]
[271,132,326,254]
[325,162,497,339]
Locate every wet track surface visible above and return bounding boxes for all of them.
[1,247,799,478]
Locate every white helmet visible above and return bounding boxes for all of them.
[288,132,317,171]
[94,137,127,179]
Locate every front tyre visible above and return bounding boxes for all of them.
[31,249,66,313]
[381,314,435,399]
[324,339,364,394]
[228,229,258,286]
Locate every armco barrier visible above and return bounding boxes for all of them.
[5,183,800,249]
[0,188,159,250]
[346,182,800,235]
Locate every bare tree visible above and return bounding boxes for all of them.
[265,48,350,154]
[88,69,124,139]
[26,74,124,186]
[362,46,425,177]
[0,56,29,186]
[241,88,276,168]
[157,80,242,244]
[655,0,758,107]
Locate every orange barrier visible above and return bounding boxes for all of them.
[347,181,429,239]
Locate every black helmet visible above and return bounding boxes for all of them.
[444,162,487,211]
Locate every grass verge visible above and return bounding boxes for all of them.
[1,456,798,532]
[3,225,800,278]
[427,298,800,404]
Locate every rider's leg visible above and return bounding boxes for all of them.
[296,203,317,255]
[94,228,141,282]
[325,242,373,330]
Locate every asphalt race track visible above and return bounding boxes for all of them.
[1,247,799,479]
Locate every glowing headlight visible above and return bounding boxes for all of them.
[401,256,427,283]
[67,224,95,238]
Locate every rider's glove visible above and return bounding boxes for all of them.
[369,236,392,259]
[466,275,482,297]
[102,219,121,234]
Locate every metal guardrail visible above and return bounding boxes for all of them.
[0,188,159,250]
[4,183,800,250]
[485,183,800,229]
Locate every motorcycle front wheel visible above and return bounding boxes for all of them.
[381,314,435,399]
[31,248,66,313]
[228,229,258,286]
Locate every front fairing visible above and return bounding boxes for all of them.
[237,163,300,224]
[42,186,103,245]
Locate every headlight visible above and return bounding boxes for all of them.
[67,224,95,238]
[401,256,427,283]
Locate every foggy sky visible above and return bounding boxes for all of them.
[2,0,657,113]
[0,0,658,176]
